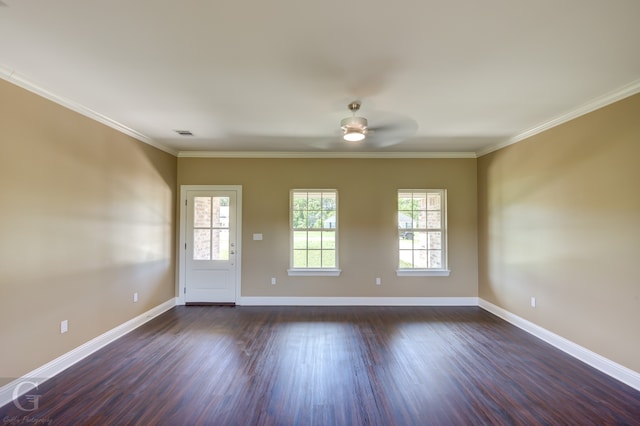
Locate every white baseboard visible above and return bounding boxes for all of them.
[238,296,479,306]
[0,298,177,408]
[478,298,640,392]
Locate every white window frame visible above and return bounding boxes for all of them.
[287,189,341,277]
[396,189,450,277]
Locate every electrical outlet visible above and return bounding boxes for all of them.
[271,277,276,285]
[531,297,536,308]
[134,292,138,303]
[61,320,68,334]
[376,277,381,285]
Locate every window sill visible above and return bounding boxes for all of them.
[287,268,342,277]
[396,269,450,277]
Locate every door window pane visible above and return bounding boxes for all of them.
[211,229,229,260]
[194,197,212,228]
[194,229,211,260]
[212,197,229,227]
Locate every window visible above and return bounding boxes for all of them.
[397,189,449,276]
[193,195,230,260]
[288,190,340,276]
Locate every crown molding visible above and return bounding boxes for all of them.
[476,78,640,157]
[0,66,178,156]
[177,151,477,159]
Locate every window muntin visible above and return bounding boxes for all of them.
[290,190,338,270]
[398,190,447,271]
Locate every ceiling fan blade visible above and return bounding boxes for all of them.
[366,112,418,148]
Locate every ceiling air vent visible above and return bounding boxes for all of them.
[174,130,193,136]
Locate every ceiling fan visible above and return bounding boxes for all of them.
[338,101,418,146]
[340,101,369,142]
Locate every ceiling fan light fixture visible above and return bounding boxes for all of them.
[341,115,368,142]
[343,129,366,142]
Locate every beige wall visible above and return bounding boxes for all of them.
[478,94,640,373]
[0,79,177,378]
[178,157,478,298]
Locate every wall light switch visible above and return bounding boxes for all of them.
[375,277,381,285]
[134,292,138,303]
[531,297,536,308]
[61,320,68,334]
[271,277,276,285]
[253,233,263,241]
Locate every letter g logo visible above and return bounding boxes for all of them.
[12,380,41,412]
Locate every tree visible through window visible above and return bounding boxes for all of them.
[398,190,447,270]
[290,190,337,269]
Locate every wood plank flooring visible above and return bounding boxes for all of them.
[2,306,639,425]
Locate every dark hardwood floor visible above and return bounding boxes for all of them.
[2,306,639,425]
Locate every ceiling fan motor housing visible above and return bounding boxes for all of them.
[340,116,368,132]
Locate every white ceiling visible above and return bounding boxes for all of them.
[1,0,639,156]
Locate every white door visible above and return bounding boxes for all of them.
[184,188,239,304]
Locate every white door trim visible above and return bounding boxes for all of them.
[178,185,242,305]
